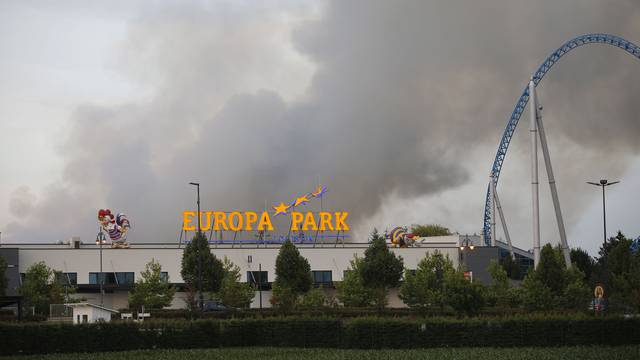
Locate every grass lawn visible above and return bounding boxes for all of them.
[1,346,639,360]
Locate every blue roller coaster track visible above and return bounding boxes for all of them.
[483,34,640,246]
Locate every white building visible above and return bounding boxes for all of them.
[0,235,517,310]
[66,303,119,324]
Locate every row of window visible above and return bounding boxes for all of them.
[23,270,334,286]
[246,270,334,286]
[21,272,168,286]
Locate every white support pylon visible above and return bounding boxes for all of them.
[491,179,497,247]
[529,79,541,268]
[491,176,514,259]
[533,98,572,269]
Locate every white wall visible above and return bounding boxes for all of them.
[72,306,114,323]
[15,239,461,309]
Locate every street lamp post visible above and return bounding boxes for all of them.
[587,179,620,249]
[189,182,204,311]
[95,230,106,306]
[459,235,475,270]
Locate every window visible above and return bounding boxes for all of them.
[115,272,134,285]
[247,271,268,287]
[160,272,169,282]
[20,273,25,284]
[89,272,134,285]
[312,270,332,284]
[56,272,77,285]
[82,314,88,324]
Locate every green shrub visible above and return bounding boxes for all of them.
[0,315,639,355]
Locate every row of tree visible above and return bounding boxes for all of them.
[267,229,640,315]
[4,228,639,316]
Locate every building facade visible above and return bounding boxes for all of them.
[1,234,528,310]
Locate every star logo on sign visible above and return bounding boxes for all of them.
[311,186,327,198]
[293,194,309,207]
[273,202,290,216]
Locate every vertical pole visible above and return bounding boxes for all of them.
[196,184,203,311]
[490,178,496,247]
[534,97,571,269]
[196,185,201,232]
[491,178,515,259]
[529,80,541,268]
[100,240,103,306]
[602,185,607,247]
[258,263,263,310]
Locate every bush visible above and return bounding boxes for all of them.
[298,287,327,309]
[0,316,639,355]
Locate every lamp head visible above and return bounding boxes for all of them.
[600,179,608,185]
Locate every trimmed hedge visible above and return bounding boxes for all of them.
[148,306,533,320]
[0,316,638,356]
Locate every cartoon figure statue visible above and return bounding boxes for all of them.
[386,227,421,248]
[98,209,131,248]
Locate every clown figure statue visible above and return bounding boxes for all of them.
[98,209,131,248]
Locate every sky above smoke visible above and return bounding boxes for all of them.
[2,0,640,255]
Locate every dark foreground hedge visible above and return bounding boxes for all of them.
[1,316,638,356]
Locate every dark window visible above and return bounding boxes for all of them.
[247,271,268,287]
[343,270,352,280]
[160,272,169,282]
[56,272,77,285]
[82,314,88,323]
[89,272,134,285]
[115,272,134,285]
[312,270,332,284]
[20,273,25,284]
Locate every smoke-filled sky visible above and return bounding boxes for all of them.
[2,0,640,256]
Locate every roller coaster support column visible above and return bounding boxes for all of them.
[529,80,541,267]
[491,184,496,247]
[533,92,572,269]
[491,175,514,259]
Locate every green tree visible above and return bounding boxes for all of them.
[19,262,65,316]
[500,254,522,280]
[411,224,452,237]
[298,287,327,309]
[274,240,312,294]
[520,244,591,311]
[536,244,567,294]
[271,281,298,312]
[181,232,224,293]
[562,267,591,310]
[215,257,255,309]
[336,256,374,307]
[129,259,175,310]
[570,248,595,282]
[520,273,554,311]
[485,260,510,307]
[604,236,640,311]
[598,231,628,262]
[399,251,454,310]
[272,240,312,310]
[0,257,7,296]
[360,231,404,309]
[444,269,485,316]
[367,228,385,243]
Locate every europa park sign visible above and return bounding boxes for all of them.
[182,186,349,232]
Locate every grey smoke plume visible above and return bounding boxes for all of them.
[5,0,640,249]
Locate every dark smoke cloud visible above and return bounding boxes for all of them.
[5,0,640,247]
